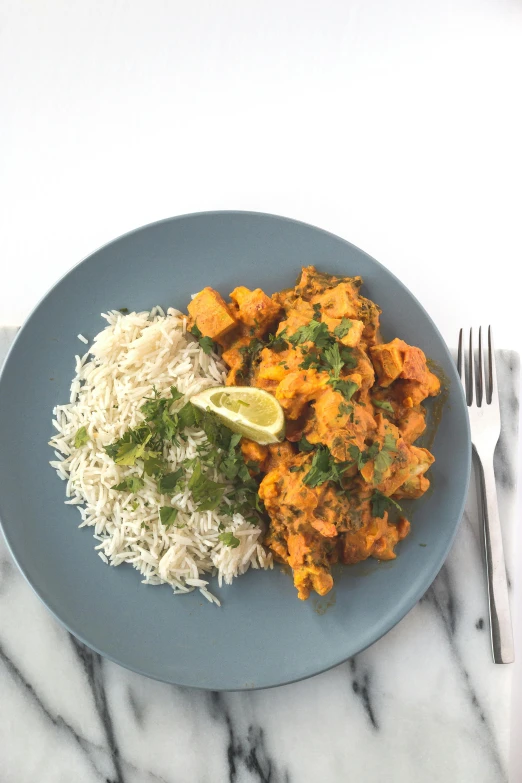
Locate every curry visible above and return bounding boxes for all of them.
[188,267,440,600]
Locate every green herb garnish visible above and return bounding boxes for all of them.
[112,476,145,493]
[266,329,289,353]
[329,379,358,401]
[218,531,240,548]
[371,491,402,518]
[298,435,315,452]
[288,320,332,349]
[160,506,179,527]
[372,399,394,413]
[333,318,352,339]
[74,426,89,448]
[303,446,351,488]
[190,323,217,355]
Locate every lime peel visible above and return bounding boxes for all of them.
[190,386,285,445]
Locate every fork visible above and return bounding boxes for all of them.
[458,327,514,664]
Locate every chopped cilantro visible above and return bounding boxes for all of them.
[110,432,152,466]
[289,465,304,473]
[266,329,289,353]
[218,531,240,548]
[177,402,198,429]
[333,318,352,339]
[371,491,402,518]
[157,468,184,494]
[372,399,394,413]
[143,453,167,476]
[324,343,343,380]
[298,435,315,452]
[330,379,358,401]
[159,506,179,527]
[338,402,354,420]
[74,426,89,448]
[373,449,394,479]
[312,303,322,321]
[339,346,357,369]
[365,442,380,461]
[239,338,264,360]
[288,319,331,349]
[119,307,129,314]
[303,445,350,488]
[188,460,226,511]
[112,475,144,493]
[383,433,398,452]
[190,323,217,355]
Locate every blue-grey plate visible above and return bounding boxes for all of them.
[0,212,470,690]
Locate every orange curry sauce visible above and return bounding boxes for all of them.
[188,267,440,600]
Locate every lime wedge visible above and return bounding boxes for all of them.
[190,386,285,445]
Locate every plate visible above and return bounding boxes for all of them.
[0,211,471,690]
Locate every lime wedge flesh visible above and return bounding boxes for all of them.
[190,386,285,445]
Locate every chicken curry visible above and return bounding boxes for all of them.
[187,267,440,600]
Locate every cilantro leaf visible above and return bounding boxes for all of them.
[348,444,365,470]
[329,379,358,400]
[365,442,380,461]
[239,338,265,361]
[371,491,403,518]
[160,506,179,527]
[188,460,225,511]
[177,402,198,429]
[338,402,354,420]
[383,433,398,452]
[298,435,315,452]
[339,346,357,369]
[373,449,394,480]
[113,433,152,466]
[157,468,184,494]
[219,531,240,548]
[143,453,167,476]
[112,475,145,492]
[74,426,89,448]
[190,323,217,355]
[373,399,394,413]
[333,318,352,339]
[266,329,288,353]
[303,445,350,488]
[288,320,331,348]
[324,342,343,380]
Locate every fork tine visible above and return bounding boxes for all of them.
[478,326,485,406]
[488,326,499,407]
[457,328,464,380]
[468,328,474,405]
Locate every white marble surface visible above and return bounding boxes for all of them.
[0,328,518,782]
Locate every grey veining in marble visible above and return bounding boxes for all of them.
[0,327,517,783]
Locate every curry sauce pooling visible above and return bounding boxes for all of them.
[188,267,441,600]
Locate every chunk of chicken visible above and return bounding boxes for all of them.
[229,286,281,336]
[187,287,237,341]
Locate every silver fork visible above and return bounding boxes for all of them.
[458,327,514,664]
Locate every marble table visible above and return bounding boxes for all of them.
[0,327,518,783]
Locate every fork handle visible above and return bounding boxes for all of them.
[475,449,515,663]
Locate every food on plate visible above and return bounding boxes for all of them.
[49,308,272,605]
[190,266,440,600]
[50,266,440,605]
[191,385,285,444]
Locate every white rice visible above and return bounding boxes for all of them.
[49,308,272,605]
